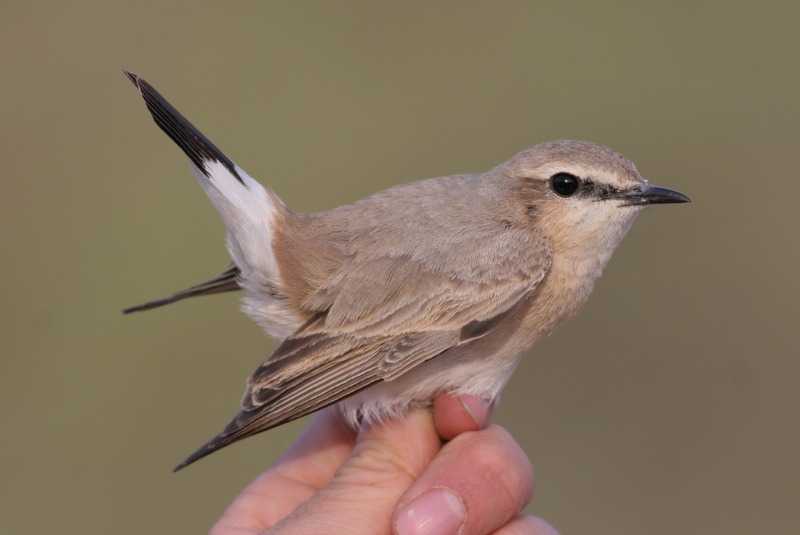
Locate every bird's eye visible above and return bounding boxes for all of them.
[551,173,580,197]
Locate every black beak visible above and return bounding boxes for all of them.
[620,184,691,206]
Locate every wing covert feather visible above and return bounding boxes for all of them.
[302,228,552,335]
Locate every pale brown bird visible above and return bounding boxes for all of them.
[122,71,690,471]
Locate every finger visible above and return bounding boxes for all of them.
[272,404,357,489]
[210,405,356,535]
[267,407,442,535]
[433,393,494,440]
[490,516,560,535]
[394,425,534,535]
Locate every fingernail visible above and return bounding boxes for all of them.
[458,395,489,429]
[396,488,466,535]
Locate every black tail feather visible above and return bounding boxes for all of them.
[123,70,244,184]
[123,265,241,314]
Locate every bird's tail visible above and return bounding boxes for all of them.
[123,71,285,282]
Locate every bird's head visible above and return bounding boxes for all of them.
[489,140,690,276]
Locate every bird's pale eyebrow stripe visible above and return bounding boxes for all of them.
[124,71,245,186]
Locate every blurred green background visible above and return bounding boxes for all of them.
[2,1,798,533]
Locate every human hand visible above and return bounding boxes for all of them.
[210,393,558,535]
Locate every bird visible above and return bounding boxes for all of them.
[122,71,690,471]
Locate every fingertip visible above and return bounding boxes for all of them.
[395,487,466,535]
[394,424,535,535]
[458,394,493,429]
[433,393,494,441]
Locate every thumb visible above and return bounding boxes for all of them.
[267,407,442,535]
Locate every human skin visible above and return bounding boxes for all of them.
[209,393,559,535]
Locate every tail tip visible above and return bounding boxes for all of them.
[123,70,139,86]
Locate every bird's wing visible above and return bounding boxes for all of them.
[175,230,551,469]
[255,225,552,393]
[303,230,550,335]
